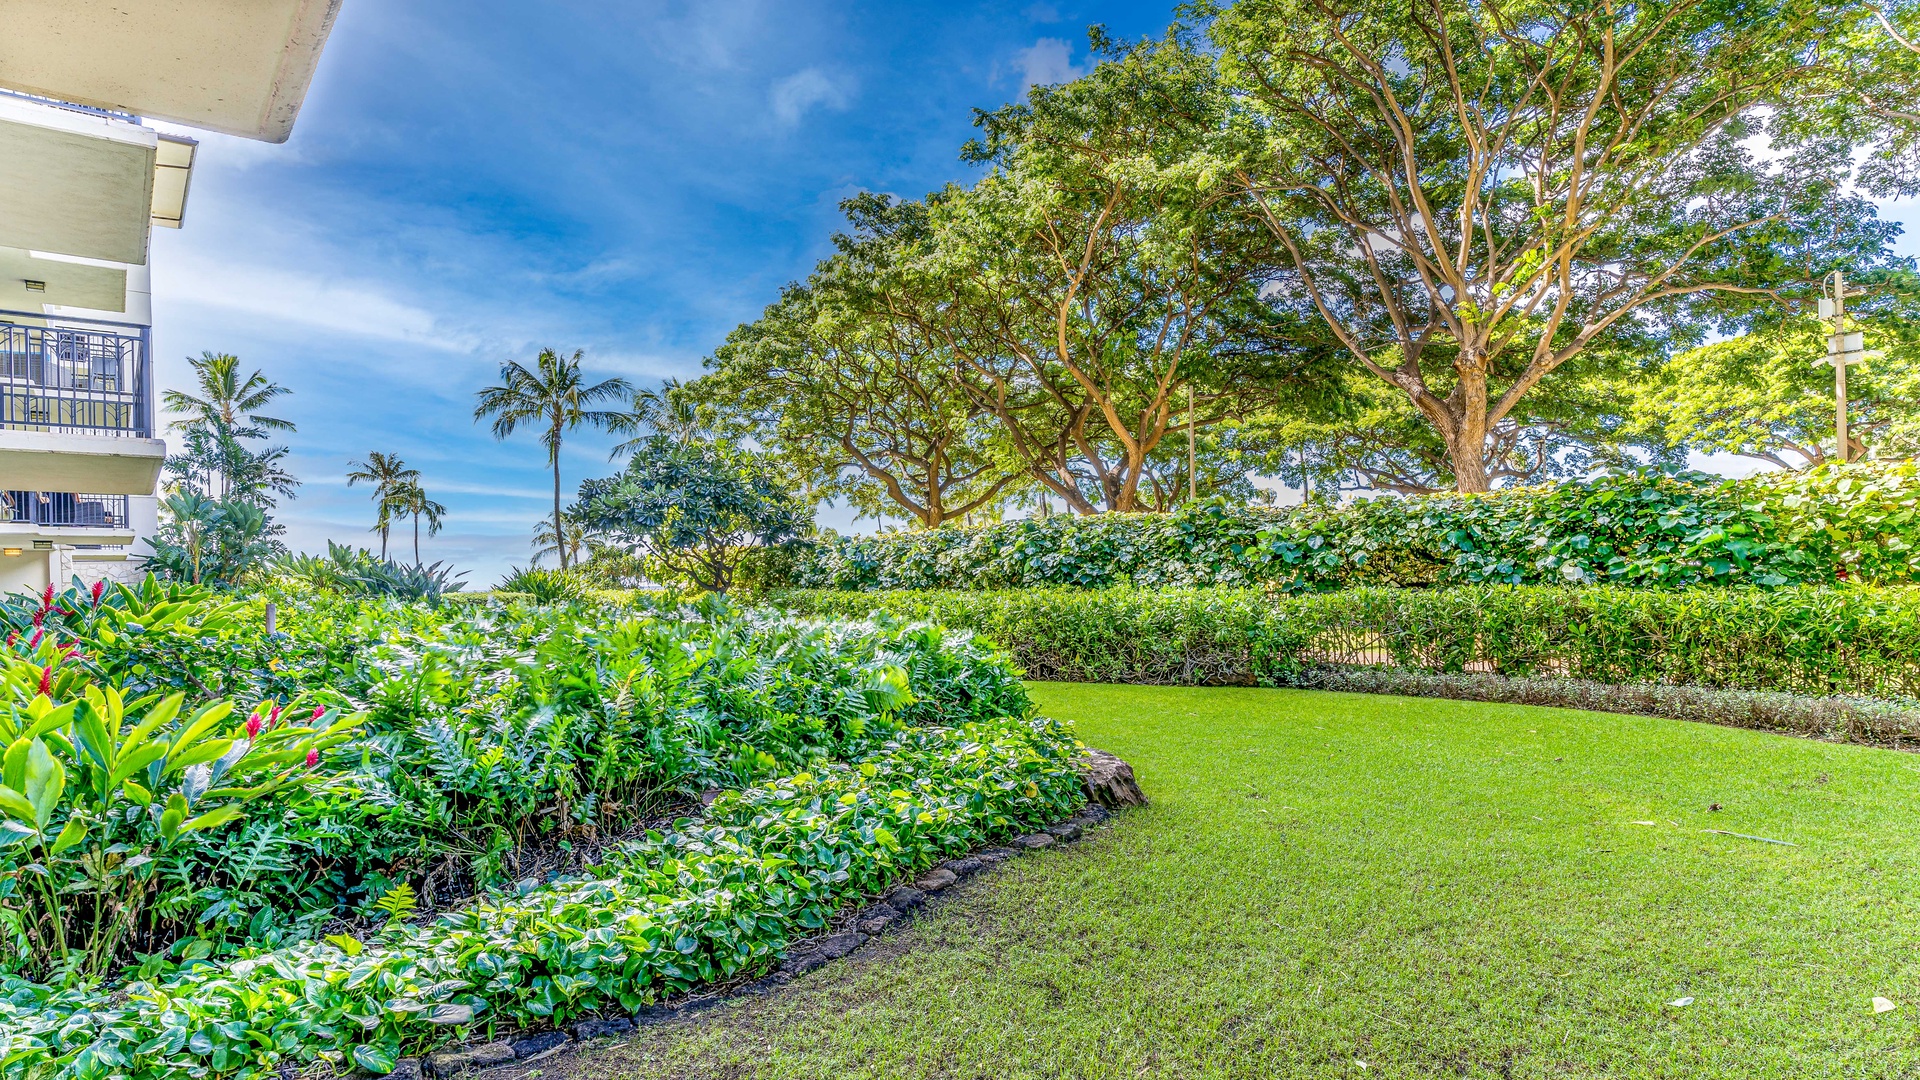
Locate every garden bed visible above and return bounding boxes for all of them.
[0,582,1094,1079]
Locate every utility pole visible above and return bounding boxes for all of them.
[1817,270,1866,464]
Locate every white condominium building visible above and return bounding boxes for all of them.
[0,0,342,595]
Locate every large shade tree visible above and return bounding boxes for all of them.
[898,35,1341,513]
[693,197,1027,528]
[1200,0,1916,491]
[474,348,631,569]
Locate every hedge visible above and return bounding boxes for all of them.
[775,585,1920,702]
[760,462,1920,593]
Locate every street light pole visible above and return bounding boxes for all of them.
[1817,270,1866,464]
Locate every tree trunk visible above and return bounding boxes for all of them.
[552,456,567,570]
[1442,358,1492,494]
[414,517,422,566]
[379,526,388,561]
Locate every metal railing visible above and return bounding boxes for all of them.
[1,491,132,529]
[0,322,149,436]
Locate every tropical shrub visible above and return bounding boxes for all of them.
[0,714,1081,1080]
[0,579,1060,1004]
[774,462,1920,592]
[778,585,1920,702]
[494,565,590,603]
[269,543,466,605]
[0,636,363,984]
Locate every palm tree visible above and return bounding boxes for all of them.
[163,352,296,437]
[392,481,447,566]
[531,510,589,568]
[345,452,420,560]
[611,378,705,456]
[473,348,631,569]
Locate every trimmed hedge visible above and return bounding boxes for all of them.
[776,586,1920,701]
[0,717,1084,1080]
[765,462,1920,593]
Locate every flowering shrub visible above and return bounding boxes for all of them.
[0,716,1082,1079]
[771,461,1920,592]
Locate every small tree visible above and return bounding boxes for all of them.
[572,436,812,592]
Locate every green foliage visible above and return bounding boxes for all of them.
[494,566,590,603]
[1620,311,1920,468]
[0,715,1081,1080]
[0,631,362,982]
[779,585,1920,702]
[779,463,1920,592]
[142,491,285,589]
[270,543,466,605]
[0,577,1048,1000]
[573,435,813,592]
[1200,0,1915,490]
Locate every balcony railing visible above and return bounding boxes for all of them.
[1,491,132,530]
[0,322,149,436]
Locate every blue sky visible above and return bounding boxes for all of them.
[148,0,1174,583]
[147,1,1918,585]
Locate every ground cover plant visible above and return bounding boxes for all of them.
[765,462,1920,593]
[0,580,1083,1079]
[571,682,1920,1079]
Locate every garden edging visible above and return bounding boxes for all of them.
[372,753,1145,1080]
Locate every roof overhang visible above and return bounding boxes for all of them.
[0,0,343,143]
[0,98,156,264]
[0,249,130,314]
[0,430,165,495]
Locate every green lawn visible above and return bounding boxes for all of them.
[571,684,1920,1079]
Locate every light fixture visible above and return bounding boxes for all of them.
[1,548,21,557]
[23,281,45,292]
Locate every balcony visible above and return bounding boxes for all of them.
[1,490,130,529]
[0,321,148,436]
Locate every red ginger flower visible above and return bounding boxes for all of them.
[90,580,104,606]
[245,714,263,738]
[312,705,326,720]
[40,584,53,611]
[305,749,320,769]
[37,667,51,695]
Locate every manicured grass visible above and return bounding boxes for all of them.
[570,684,1920,1079]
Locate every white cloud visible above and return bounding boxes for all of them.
[769,67,851,127]
[1012,38,1084,89]
[154,251,476,352]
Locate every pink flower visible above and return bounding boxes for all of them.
[37,667,51,695]
[305,749,320,769]
[311,706,326,720]
[40,585,53,611]
[26,629,42,648]
[245,714,263,738]
[268,704,283,727]
[90,580,105,606]
[30,610,43,629]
